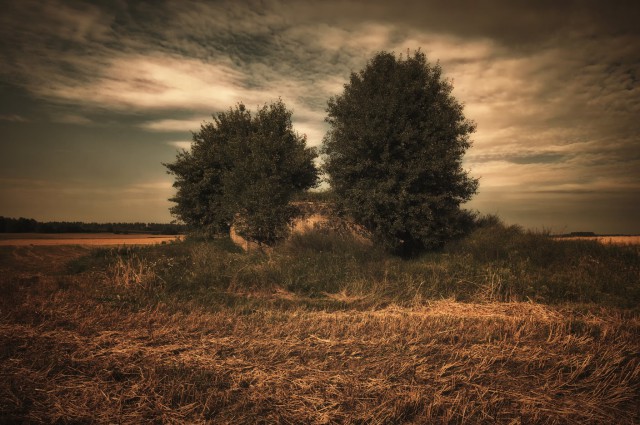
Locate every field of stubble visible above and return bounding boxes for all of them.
[1,226,639,424]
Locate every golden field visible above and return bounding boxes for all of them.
[0,233,182,246]
[555,235,640,245]
[1,226,639,423]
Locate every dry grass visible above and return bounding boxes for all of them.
[1,245,639,423]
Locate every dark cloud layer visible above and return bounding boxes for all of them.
[0,0,638,232]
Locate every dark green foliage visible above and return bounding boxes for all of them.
[322,51,478,255]
[165,100,318,244]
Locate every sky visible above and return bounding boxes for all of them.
[0,0,639,233]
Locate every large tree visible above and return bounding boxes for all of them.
[322,51,478,255]
[165,100,318,244]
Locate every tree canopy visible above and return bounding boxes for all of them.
[165,100,318,244]
[322,51,478,255]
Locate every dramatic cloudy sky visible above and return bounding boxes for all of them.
[1,0,639,233]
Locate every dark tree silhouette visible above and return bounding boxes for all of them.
[322,51,478,255]
[165,100,318,244]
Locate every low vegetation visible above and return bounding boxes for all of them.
[1,219,639,423]
[92,216,639,310]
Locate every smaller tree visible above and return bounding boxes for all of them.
[165,100,318,244]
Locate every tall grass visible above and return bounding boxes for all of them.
[101,218,639,310]
[444,218,640,306]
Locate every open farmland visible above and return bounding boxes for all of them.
[555,235,640,245]
[1,224,639,424]
[0,233,182,246]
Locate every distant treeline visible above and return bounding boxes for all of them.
[0,216,187,235]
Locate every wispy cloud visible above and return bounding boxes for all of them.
[37,54,258,111]
[0,114,28,122]
[51,113,93,125]
[141,117,210,133]
[166,141,192,151]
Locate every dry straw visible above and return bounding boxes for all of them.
[1,243,638,424]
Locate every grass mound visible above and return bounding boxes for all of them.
[91,219,639,309]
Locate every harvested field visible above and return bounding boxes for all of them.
[555,235,640,245]
[0,233,182,246]
[1,241,639,424]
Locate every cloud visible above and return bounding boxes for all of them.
[142,108,328,146]
[123,180,174,193]
[0,0,639,231]
[283,0,640,47]
[141,117,210,133]
[52,113,93,125]
[470,151,573,165]
[37,54,261,111]
[166,141,192,151]
[0,114,28,122]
